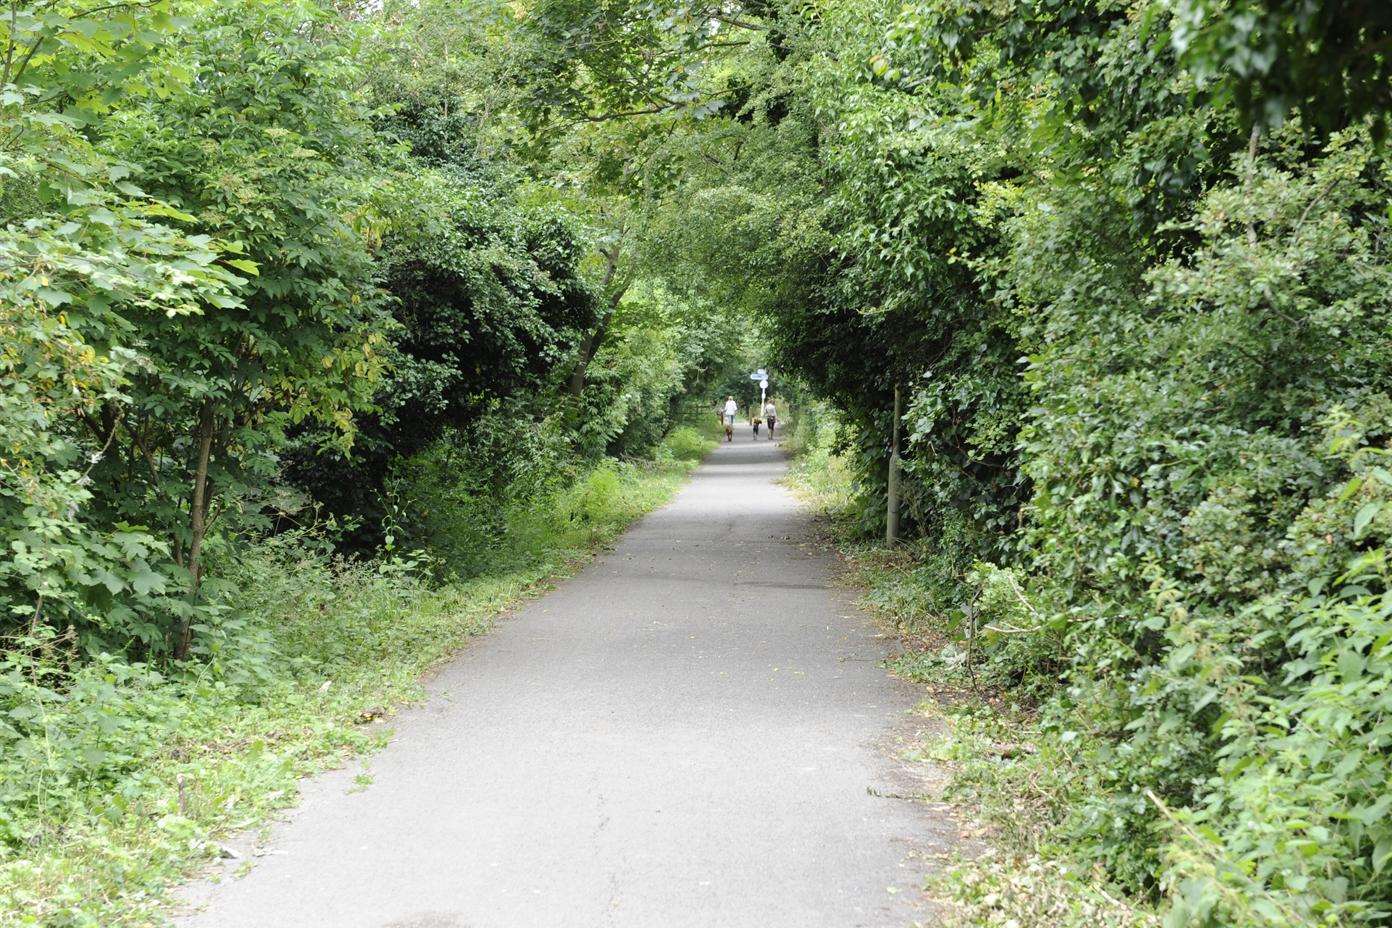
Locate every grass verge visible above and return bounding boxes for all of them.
[1,429,714,928]
[785,456,1161,928]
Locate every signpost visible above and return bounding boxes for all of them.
[749,369,769,417]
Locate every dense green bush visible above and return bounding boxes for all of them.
[1170,405,1392,924]
[657,426,717,464]
[785,403,860,517]
[831,6,1392,923]
[3,0,391,661]
[286,171,597,546]
[385,410,571,576]
[387,414,718,578]
[965,125,1392,926]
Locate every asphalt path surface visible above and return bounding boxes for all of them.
[177,425,953,928]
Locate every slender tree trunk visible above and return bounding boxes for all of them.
[886,383,902,545]
[567,240,627,397]
[1245,123,1261,245]
[567,309,614,396]
[174,403,216,661]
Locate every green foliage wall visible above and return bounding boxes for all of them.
[287,169,598,545]
[2,0,380,660]
[511,0,1392,922]
[805,3,1392,922]
[9,0,1392,922]
[0,0,715,661]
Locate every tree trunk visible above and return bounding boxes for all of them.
[886,384,902,545]
[567,240,627,397]
[566,308,614,397]
[174,403,216,661]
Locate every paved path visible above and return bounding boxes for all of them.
[177,427,952,928]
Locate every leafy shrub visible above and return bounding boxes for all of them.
[0,645,183,847]
[384,409,572,576]
[2,0,388,661]
[955,132,1392,921]
[285,171,598,546]
[0,536,488,926]
[658,425,716,464]
[387,413,715,582]
[785,403,861,517]
[1158,405,1392,926]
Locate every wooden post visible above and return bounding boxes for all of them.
[887,383,901,545]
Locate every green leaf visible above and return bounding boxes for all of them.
[1374,838,1392,874]
[36,286,75,306]
[1337,647,1365,681]
[225,258,260,275]
[1354,501,1381,536]
[129,563,166,597]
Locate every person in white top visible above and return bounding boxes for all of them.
[764,400,777,438]
[721,396,738,442]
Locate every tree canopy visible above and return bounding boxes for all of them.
[5,0,1392,924]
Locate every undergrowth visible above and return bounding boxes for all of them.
[784,416,1161,928]
[0,426,714,928]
